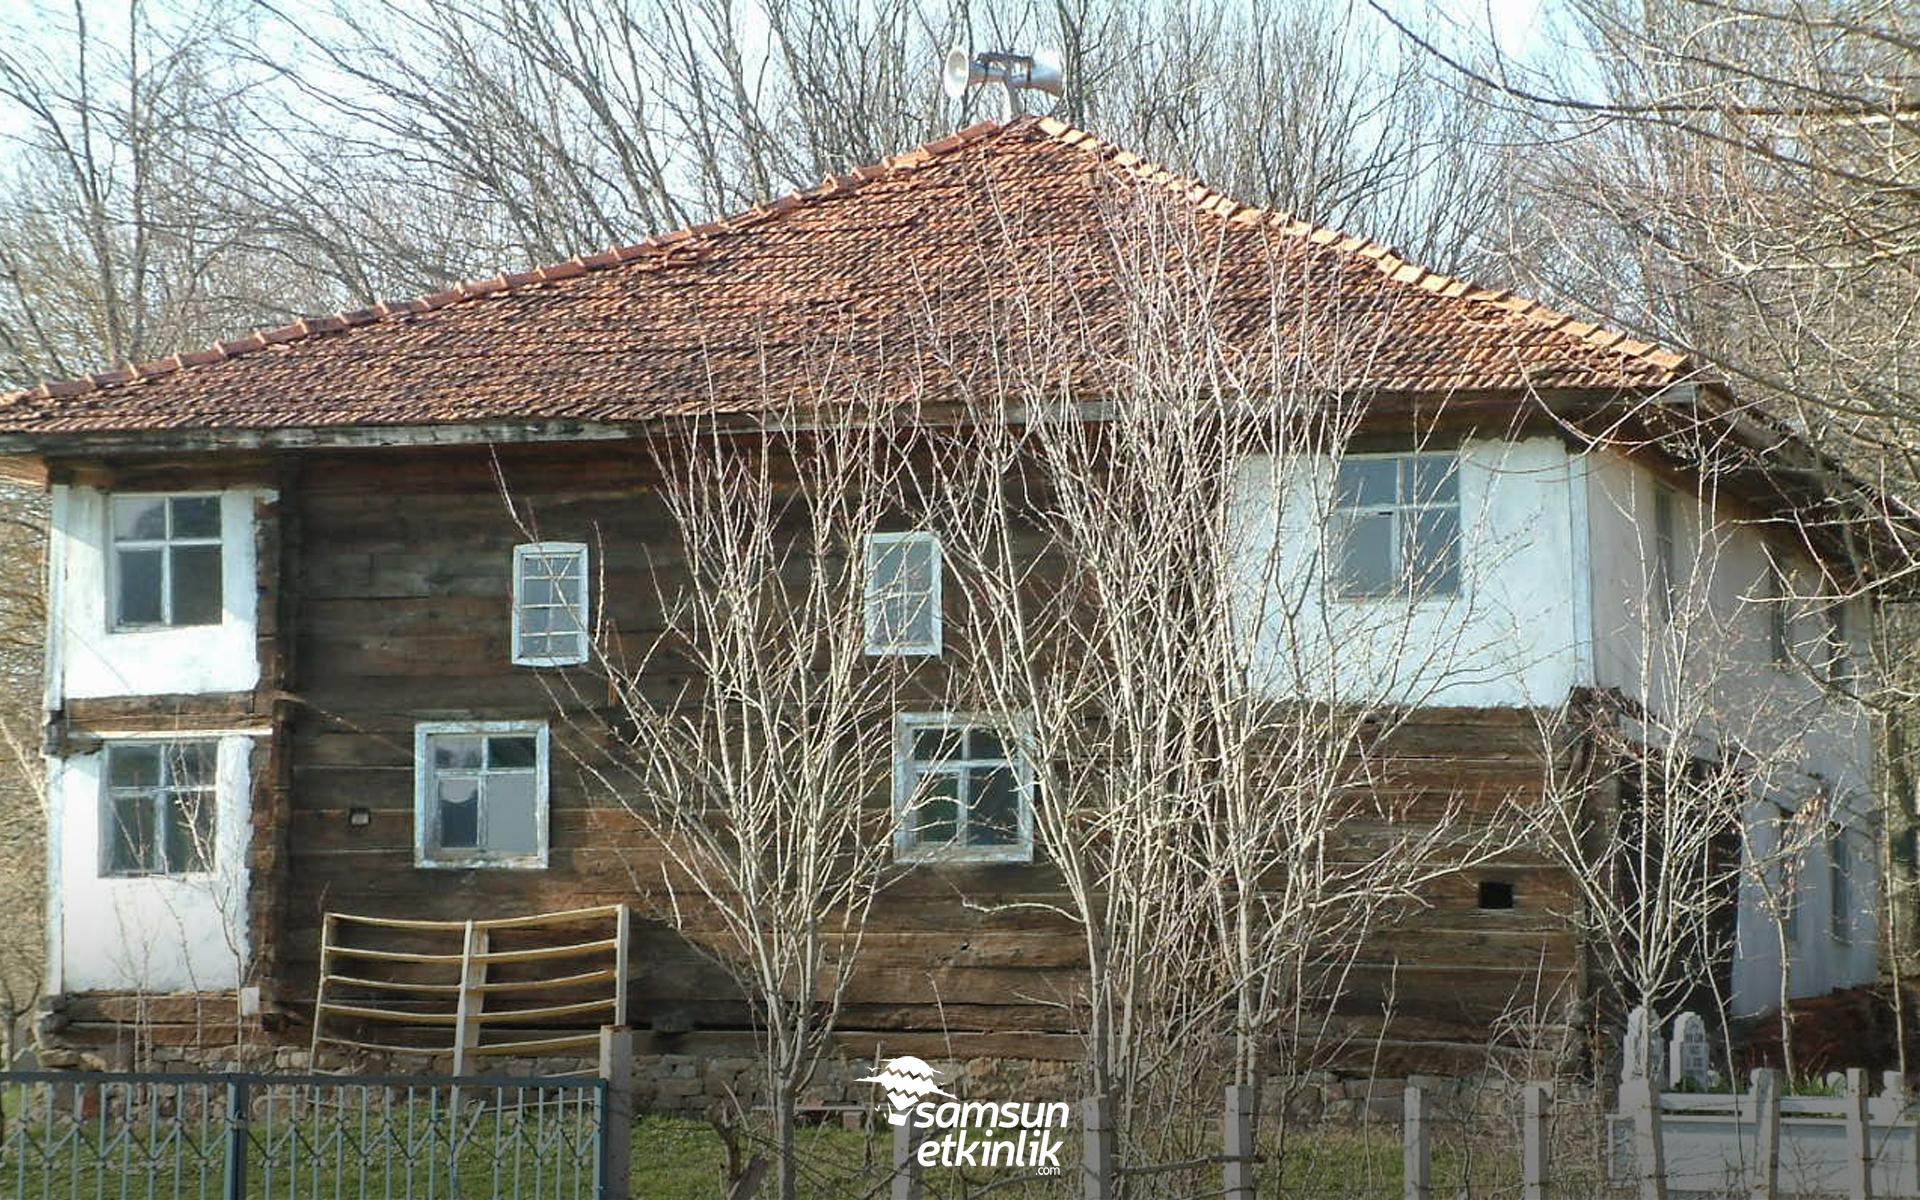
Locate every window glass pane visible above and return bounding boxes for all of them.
[116,548,164,625]
[966,729,1005,760]
[520,632,555,659]
[112,497,167,541]
[164,792,214,873]
[912,726,963,763]
[432,736,484,771]
[164,742,216,788]
[1406,456,1458,505]
[1336,512,1395,595]
[108,745,160,790]
[520,605,554,636]
[1335,459,1396,507]
[169,544,224,626]
[909,773,958,845]
[437,779,480,848]
[966,766,1021,846]
[1407,509,1461,595]
[483,774,539,854]
[107,793,155,873]
[489,737,538,769]
[170,496,221,539]
[522,575,557,606]
[889,593,933,647]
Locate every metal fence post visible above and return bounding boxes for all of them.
[222,1079,250,1200]
[599,1026,634,1200]
[1750,1067,1779,1200]
[1403,1084,1430,1200]
[1223,1084,1256,1200]
[1081,1094,1113,1200]
[891,1113,924,1200]
[1846,1067,1873,1200]
[1522,1081,1551,1200]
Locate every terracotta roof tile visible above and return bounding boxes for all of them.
[0,117,1693,439]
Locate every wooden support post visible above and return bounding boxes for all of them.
[598,1026,633,1200]
[1847,1067,1873,1200]
[1403,1084,1430,1200]
[1750,1068,1779,1200]
[1522,1081,1551,1200]
[891,1114,924,1200]
[1081,1095,1113,1200]
[1223,1084,1255,1200]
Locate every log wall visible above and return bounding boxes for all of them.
[48,439,1587,1067]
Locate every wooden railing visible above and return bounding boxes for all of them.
[310,904,632,1073]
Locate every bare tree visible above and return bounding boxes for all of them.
[920,190,1524,1164]
[520,412,930,1200]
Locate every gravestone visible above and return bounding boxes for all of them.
[1622,1006,1665,1084]
[1667,1011,1710,1089]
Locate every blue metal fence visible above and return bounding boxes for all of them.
[0,1070,607,1200]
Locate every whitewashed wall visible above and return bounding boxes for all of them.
[47,486,261,702]
[48,736,255,992]
[1232,439,1877,1016]
[1582,453,1877,1014]
[1231,436,1586,708]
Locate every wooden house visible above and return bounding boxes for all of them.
[0,117,1886,1079]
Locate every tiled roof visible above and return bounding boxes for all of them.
[0,117,1691,439]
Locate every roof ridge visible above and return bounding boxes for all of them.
[1026,117,1693,377]
[1,119,1014,407]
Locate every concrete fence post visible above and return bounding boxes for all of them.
[890,1115,924,1200]
[1846,1067,1873,1200]
[1403,1084,1430,1200]
[1223,1084,1256,1200]
[598,1026,633,1200]
[1081,1095,1113,1200]
[1750,1067,1779,1200]
[1623,1078,1669,1200]
[1522,1081,1551,1200]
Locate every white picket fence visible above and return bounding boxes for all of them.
[1611,1068,1920,1198]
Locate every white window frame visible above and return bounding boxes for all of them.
[511,542,591,667]
[98,738,219,879]
[892,712,1034,864]
[108,492,225,631]
[414,721,551,870]
[864,531,943,656]
[1328,452,1463,599]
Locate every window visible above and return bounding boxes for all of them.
[893,715,1033,863]
[1826,601,1853,688]
[1653,486,1678,623]
[111,494,223,629]
[865,532,942,655]
[415,722,549,868]
[513,543,589,667]
[101,741,216,876]
[1829,828,1852,945]
[1766,560,1792,668]
[1476,880,1515,910]
[1331,454,1460,597]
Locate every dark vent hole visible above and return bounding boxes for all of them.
[1477,880,1516,910]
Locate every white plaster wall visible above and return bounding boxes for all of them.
[50,486,261,701]
[1581,451,1877,1014]
[1231,436,1584,708]
[51,737,254,992]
